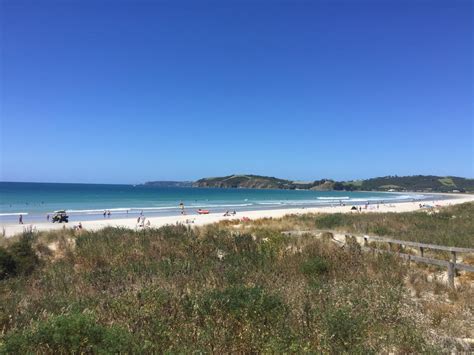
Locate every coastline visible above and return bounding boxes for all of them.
[2,193,473,238]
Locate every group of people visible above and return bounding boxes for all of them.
[350,202,381,213]
[137,215,151,228]
[15,202,240,227]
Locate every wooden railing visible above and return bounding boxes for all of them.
[282,230,474,288]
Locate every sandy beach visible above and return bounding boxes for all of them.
[2,193,473,238]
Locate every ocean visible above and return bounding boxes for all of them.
[0,182,431,224]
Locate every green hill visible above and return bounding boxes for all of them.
[193,174,474,192]
[193,174,296,189]
[193,175,335,190]
[342,175,474,193]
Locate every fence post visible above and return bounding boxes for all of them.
[451,251,458,276]
[364,237,368,247]
[419,246,424,257]
[447,262,455,288]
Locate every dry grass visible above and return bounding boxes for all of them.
[241,202,474,248]
[0,205,473,353]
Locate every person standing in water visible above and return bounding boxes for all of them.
[179,202,185,215]
[19,214,23,224]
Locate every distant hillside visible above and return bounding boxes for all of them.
[193,175,295,189]
[192,174,474,192]
[142,181,193,188]
[193,174,335,190]
[342,175,474,193]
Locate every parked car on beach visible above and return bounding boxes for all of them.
[51,210,69,223]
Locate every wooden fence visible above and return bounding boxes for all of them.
[282,230,474,288]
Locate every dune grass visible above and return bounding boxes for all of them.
[1,204,473,352]
[248,202,474,248]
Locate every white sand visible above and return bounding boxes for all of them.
[2,193,473,238]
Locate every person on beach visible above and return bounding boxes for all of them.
[19,214,23,224]
[103,210,106,218]
[107,210,111,218]
[46,214,50,221]
[179,202,185,215]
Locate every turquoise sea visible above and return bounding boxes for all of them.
[0,182,432,224]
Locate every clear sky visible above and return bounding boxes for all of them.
[1,0,472,184]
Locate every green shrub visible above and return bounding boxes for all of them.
[190,286,292,351]
[0,247,16,279]
[323,306,367,352]
[200,286,287,322]
[0,313,136,354]
[8,234,39,276]
[301,256,329,276]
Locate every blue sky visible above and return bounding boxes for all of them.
[1,0,472,184]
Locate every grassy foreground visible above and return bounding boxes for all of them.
[250,202,474,248]
[0,204,473,353]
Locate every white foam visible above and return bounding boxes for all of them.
[258,201,290,206]
[0,212,29,216]
[317,196,350,200]
[187,203,254,208]
[129,207,177,211]
[393,194,426,200]
[348,198,382,202]
[66,208,131,214]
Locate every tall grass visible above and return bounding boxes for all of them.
[1,205,473,352]
[251,202,474,248]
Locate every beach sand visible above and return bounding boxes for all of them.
[2,193,474,238]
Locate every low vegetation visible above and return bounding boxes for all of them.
[252,202,474,248]
[0,204,473,353]
[0,233,39,280]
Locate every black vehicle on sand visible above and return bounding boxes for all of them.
[52,210,69,223]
